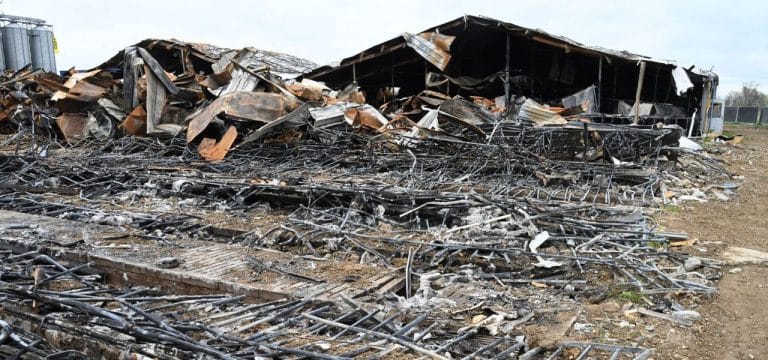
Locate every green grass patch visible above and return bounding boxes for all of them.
[646,241,664,249]
[616,290,645,304]
[663,204,681,213]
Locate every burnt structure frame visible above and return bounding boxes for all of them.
[306,15,712,129]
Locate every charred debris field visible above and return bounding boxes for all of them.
[0,16,741,360]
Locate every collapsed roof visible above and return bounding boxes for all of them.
[97,38,317,79]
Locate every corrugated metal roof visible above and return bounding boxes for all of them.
[306,15,680,79]
[95,38,317,79]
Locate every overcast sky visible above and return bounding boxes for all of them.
[4,0,766,96]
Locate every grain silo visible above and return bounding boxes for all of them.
[28,25,56,72]
[0,15,56,72]
[0,31,6,71]
[1,22,31,71]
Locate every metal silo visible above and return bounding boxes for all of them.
[2,22,31,71]
[28,25,56,72]
[0,31,6,71]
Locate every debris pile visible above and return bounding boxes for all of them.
[0,247,663,360]
[0,16,734,360]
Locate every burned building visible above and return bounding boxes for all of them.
[0,15,732,360]
[306,15,718,134]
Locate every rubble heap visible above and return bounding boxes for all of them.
[0,17,734,360]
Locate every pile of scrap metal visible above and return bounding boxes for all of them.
[0,38,321,160]
[0,16,720,164]
[0,246,659,360]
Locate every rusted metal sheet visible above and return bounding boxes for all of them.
[343,104,388,130]
[55,114,89,144]
[199,125,237,161]
[61,69,101,88]
[198,63,233,90]
[0,92,27,122]
[34,74,69,93]
[49,70,112,115]
[402,32,454,71]
[518,99,568,126]
[0,109,12,123]
[342,90,366,104]
[120,105,147,136]
[65,80,107,102]
[186,92,285,142]
[420,32,454,52]
[287,82,323,101]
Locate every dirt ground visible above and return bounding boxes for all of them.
[652,125,768,359]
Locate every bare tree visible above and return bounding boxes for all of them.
[724,82,768,107]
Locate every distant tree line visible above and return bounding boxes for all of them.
[724,82,768,107]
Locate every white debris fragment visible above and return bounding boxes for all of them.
[713,191,729,201]
[618,320,632,328]
[90,213,132,226]
[683,257,703,271]
[156,257,181,269]
[677,187,709,203]
[672,310,701,322]
[313,342,332,350]
[529,231,550,252]
[172,179,189,192]
[573,322,593,332]
[534,259,563,268]
[611,157,634,166]
[678,136,703,151]
[396,272,456,310]
[529,231,563,268]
